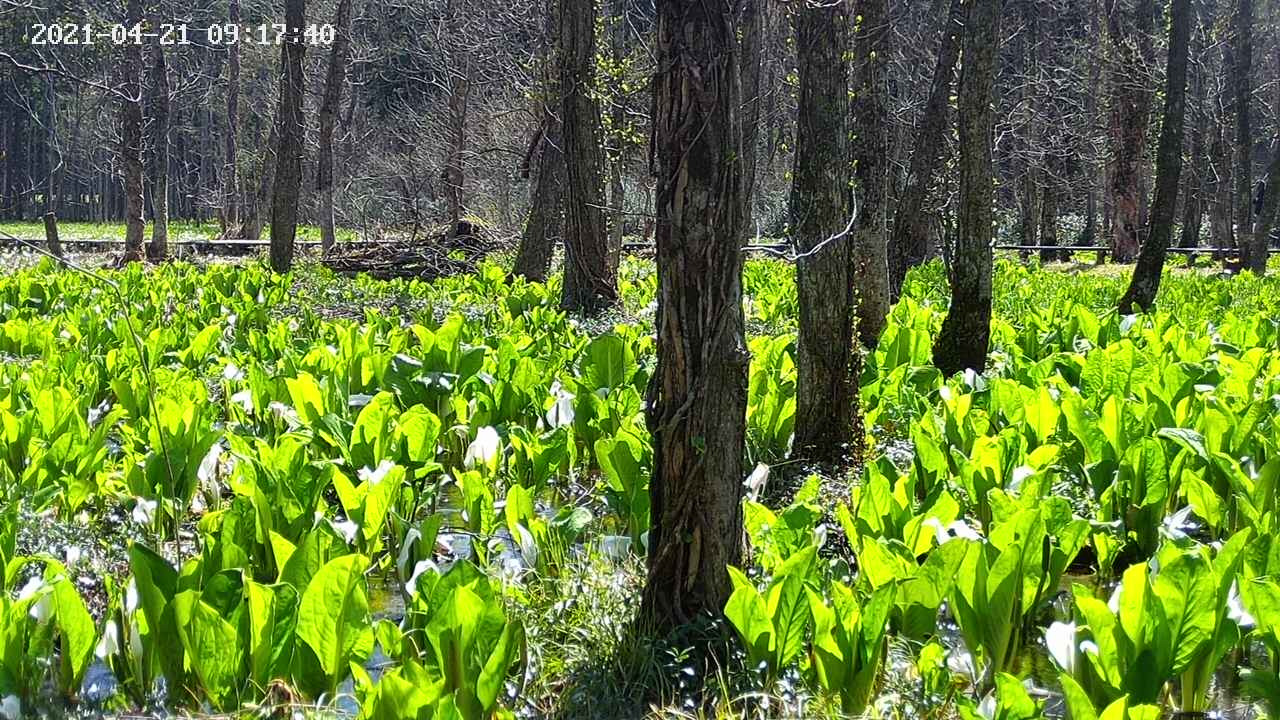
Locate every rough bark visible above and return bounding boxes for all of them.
[269,0,306,273]
[1208,95,1235,251]
[318,0,354,252]
[443,67,469,238]
[514,0,564,282]
[1118,0,1192,313]
[640,0,753,630]
[120,0,146,264]
[243,116,277,244]
[44,212,63,261]
[1234,0,1262,272]
[890,0,964,300]
[1253,141,1280,256]
[791,0,861,465]
[606,0,628,276]
[1105,0,1156,262]
[1180,19,1207,250]
[223,0,241,235]
[1039,166,1060,262]
[559,0,616,313]
[851,0,891,348]
[146,23,170,261]
[932,0,1001,377]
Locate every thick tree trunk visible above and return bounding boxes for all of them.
[932,0,1001,377]
[559,0,616,313]
[514,0,564,283]
[318,0,354,252]
[890,0,963,299]
[1253,141,1280,255]
[120,0,146,264]
[851,0,891,347]
[269,0,306,273]
[641,0,754,630]
[1106,0,1155,263]
[791,0,860,465]
[1118,0,1191,313]
[1234,0,1262,272]
[223,0,241,235]
[147,24,170,261]
[1039,168,1060,263]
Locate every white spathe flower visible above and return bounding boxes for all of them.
[404,559,440,597]
[545,393,575,429]
[16,576,44,602]
[230,389,254,413]
[924,517,983,545]
[397,528,423,578]
[1009,466,1035,494]
[464,426,501,469]
[124,579,139,615]
[128,617,143,658]
[1228,580,1256,629]
[96,620,121,659]
[599,535,632,561]
[1045,621,1078,675]
[1108,585,1122,614]
[132,497,158,526]
[0,695,20,720]
[222,363,245,381]
[1161,506,1195,542]
[29,588,54,625]
[977,693,997,720]
[65,545,82,567]
[358,460,397,486]
[197,442,223,486]
[332,518,359,545]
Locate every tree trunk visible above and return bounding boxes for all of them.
[243,117,277,244]
[223,0,241,235]
[606,0,628,276]
[514,0,564,283]
[559,0,616,313]
[147,22,170,261]
[1234,0,1261,272]
[791,0,860,465]
[444,65,469,238]
[932,0,1001,377]
[44,212,64,261]
[1180,20,1207,250]
[120,0,146,264]
[640,0,754,630]
[269,0,306,273]
[318,0,354,252]
[1106,0,1155,263]
[1118,0,1192,313]
[851,0,891,348]
[1252,141,1280,256]
[1039,166,1060,263]
[890,0,964,299]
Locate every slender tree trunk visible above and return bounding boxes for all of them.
[1209,50,1235,254]
[932,0,1001,376]
[1119,0,1192,313]
[851,0,891,347]
[223,0,241,235]
[1180,20,1207,250]
[890,0,964,299]
[606,0,628,275]
[1234,0,1261,271]
[269,0,306,273]
[147,23,170,261]
[739,0,763,236]
[444,65,470,237]
[318,0,354,252]
[120,0,146,264]
[559,0,616,313]
[44,212,63,261]
[791,0,860,465]
[1106,0,1155,263]
[514,0,564,282]
[243,118,277,244]
[640,0,754,630]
